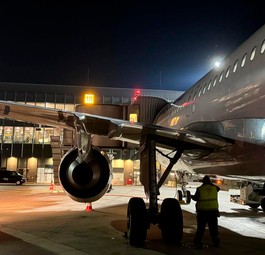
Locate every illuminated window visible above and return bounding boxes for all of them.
[43,128,54,144]
[35,127,44,144]
[64,104,75,111]
[26,102,35,106]
[36,102,45,107]
[219,72,224,83]
[46,102,55,109]
[14,127,23,143]
[193,89,198,100]
[250,46,256,61]
[198,86,202,97]
[55,103,65,110]
[261,40,265,53]
[225,66,230,78]
[213,76,217,87]
[241,53,247,67]
[207,80,212,90]
[202,83,207,94]
[0,126,3,142]
[4,126,13,143]
[24,127,34,143]
[233,60,238,73]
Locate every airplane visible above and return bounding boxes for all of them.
[1,23,265,246]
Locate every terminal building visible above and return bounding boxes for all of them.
[0,82,184,185]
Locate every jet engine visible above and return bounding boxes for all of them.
[59,146,112,203]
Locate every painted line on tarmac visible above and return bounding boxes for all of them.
[0,225,90,255]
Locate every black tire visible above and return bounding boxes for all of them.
[177,190,183,201]
[160,198,183,245]
[127,197,148,246]
[261,198,265,211]
[16,180,21,185]
[185,190,191,204]
[249,204,260,209]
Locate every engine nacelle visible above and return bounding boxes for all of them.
[59,147,112,203]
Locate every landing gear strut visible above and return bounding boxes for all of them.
[176,171,191,204]
[126,134,184,246]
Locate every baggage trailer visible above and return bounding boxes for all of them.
[230,181,265,211]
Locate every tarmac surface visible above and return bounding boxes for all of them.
[0,183,265,255]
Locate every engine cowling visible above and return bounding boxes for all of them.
[59,147,112,203]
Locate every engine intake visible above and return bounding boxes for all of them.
[59,147,112,203]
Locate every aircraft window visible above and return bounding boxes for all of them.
[225,66,230,78]
[213,76,217,86]
[241,53,247,67]
[202,83,207,94]
[193,89,197,100]
[250,46,256,61]
[261,40,265,53]
[192,102,196,113]
[198,86,202,97]
[207,80,212,90]
[219,72,223,83]
[186,95,191,117]
[233,60,238,72]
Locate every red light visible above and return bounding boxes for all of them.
[135,89,141,96]
[131,89,141,103]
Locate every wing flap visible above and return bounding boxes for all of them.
[0,100,75,129]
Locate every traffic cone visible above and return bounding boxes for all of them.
[85,203,93,212]
[49,182,54,191]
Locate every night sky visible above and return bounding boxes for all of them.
[1,1,265,91]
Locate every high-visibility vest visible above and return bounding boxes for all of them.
[196,184,219,211]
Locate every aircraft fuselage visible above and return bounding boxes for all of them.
[155,25,265,176]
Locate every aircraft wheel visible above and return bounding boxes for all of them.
[177,190,183,201]
[160,198,183,244]
[261,198,265,211]
[249,204,259,209]
[127,197,148,246]
[185,190,191,204]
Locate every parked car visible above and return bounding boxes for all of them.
[0,170,26,185]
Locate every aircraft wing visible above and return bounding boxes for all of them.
[0,100,231,152]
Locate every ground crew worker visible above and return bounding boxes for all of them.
[191,175,220,248]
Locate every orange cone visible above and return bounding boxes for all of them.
[49,182,54,191]
[85,203,93,212]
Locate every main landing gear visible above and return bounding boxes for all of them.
[126,135,184,246]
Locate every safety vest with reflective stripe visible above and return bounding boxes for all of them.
[196,184,219,211]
